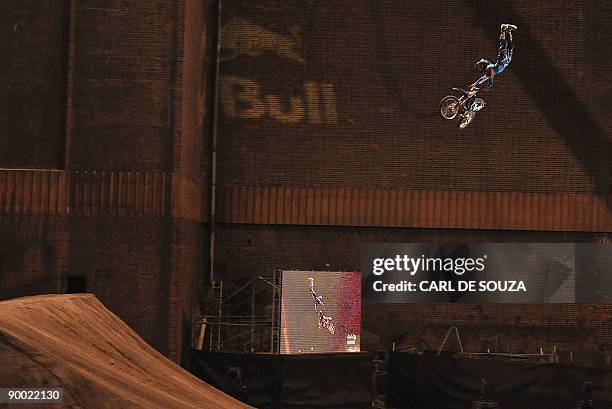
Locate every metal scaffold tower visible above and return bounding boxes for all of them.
[203,271,281,353]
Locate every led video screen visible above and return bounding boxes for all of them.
[280,271,361,354]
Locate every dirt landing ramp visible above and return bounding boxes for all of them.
[0,294,253,408]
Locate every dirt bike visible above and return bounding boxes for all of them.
[439,77,487,129]
[318,311,335,334]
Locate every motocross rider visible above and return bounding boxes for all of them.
[308,277,325,313]
[474,23,517,89]
[308,277,333,330]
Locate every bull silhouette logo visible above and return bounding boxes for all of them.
[221,17,304,64]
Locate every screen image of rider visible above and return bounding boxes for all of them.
[280,271,361,354]
[309,277,335,335]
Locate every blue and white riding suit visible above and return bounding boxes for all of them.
[479,38,514,88]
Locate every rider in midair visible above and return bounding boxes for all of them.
[439,24,518,127]
[474,23,517,89]
[308,277,333,331]
[308,277,325,312]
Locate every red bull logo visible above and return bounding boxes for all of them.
[222,17,304,64]
[221,76,337,125]
[220,18,338,125]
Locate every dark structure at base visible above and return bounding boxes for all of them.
[388,353,612,409]
[191,351,374,408]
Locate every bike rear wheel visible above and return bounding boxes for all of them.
[439,95,461,120]
[457,111,476,129]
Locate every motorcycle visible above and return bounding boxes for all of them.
[439,78,487,129]
[317,310,335,335]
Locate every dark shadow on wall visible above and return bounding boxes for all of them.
[467,0,611,202]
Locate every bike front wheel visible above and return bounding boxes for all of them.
[439,95,461,120]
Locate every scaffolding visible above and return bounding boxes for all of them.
[435,325,556,363]
[202,271,281,353]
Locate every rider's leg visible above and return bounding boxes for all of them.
[493,24,512,64]
[497,28,509,59]
[500,24,516,42]
[493,24,514,74]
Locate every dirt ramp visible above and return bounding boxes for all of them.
[0,294,252,409]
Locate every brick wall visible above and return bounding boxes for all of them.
[69,1,176,171]
[0,1,67,169]
[0,0,610,363]
[64,0,208,361]
[215,224,610,279]
[0,0,209,363]
[0,214,205,360]
[169,218,205,365]
[217,0,610,192]
[66,216,170,350]
[177,0,207,180]
[211,0,611,355]
[0,215,67,300]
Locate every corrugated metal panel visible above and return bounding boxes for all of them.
[2,173,608,230]
[0,169,196,219]
[219,185,612,232]
[70,170,172,217]
[0,170,68,215]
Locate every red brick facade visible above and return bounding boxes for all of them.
[213,0,611,356]
[0,2,67,168]
[0,0,610,362]
[0,1,209,364]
